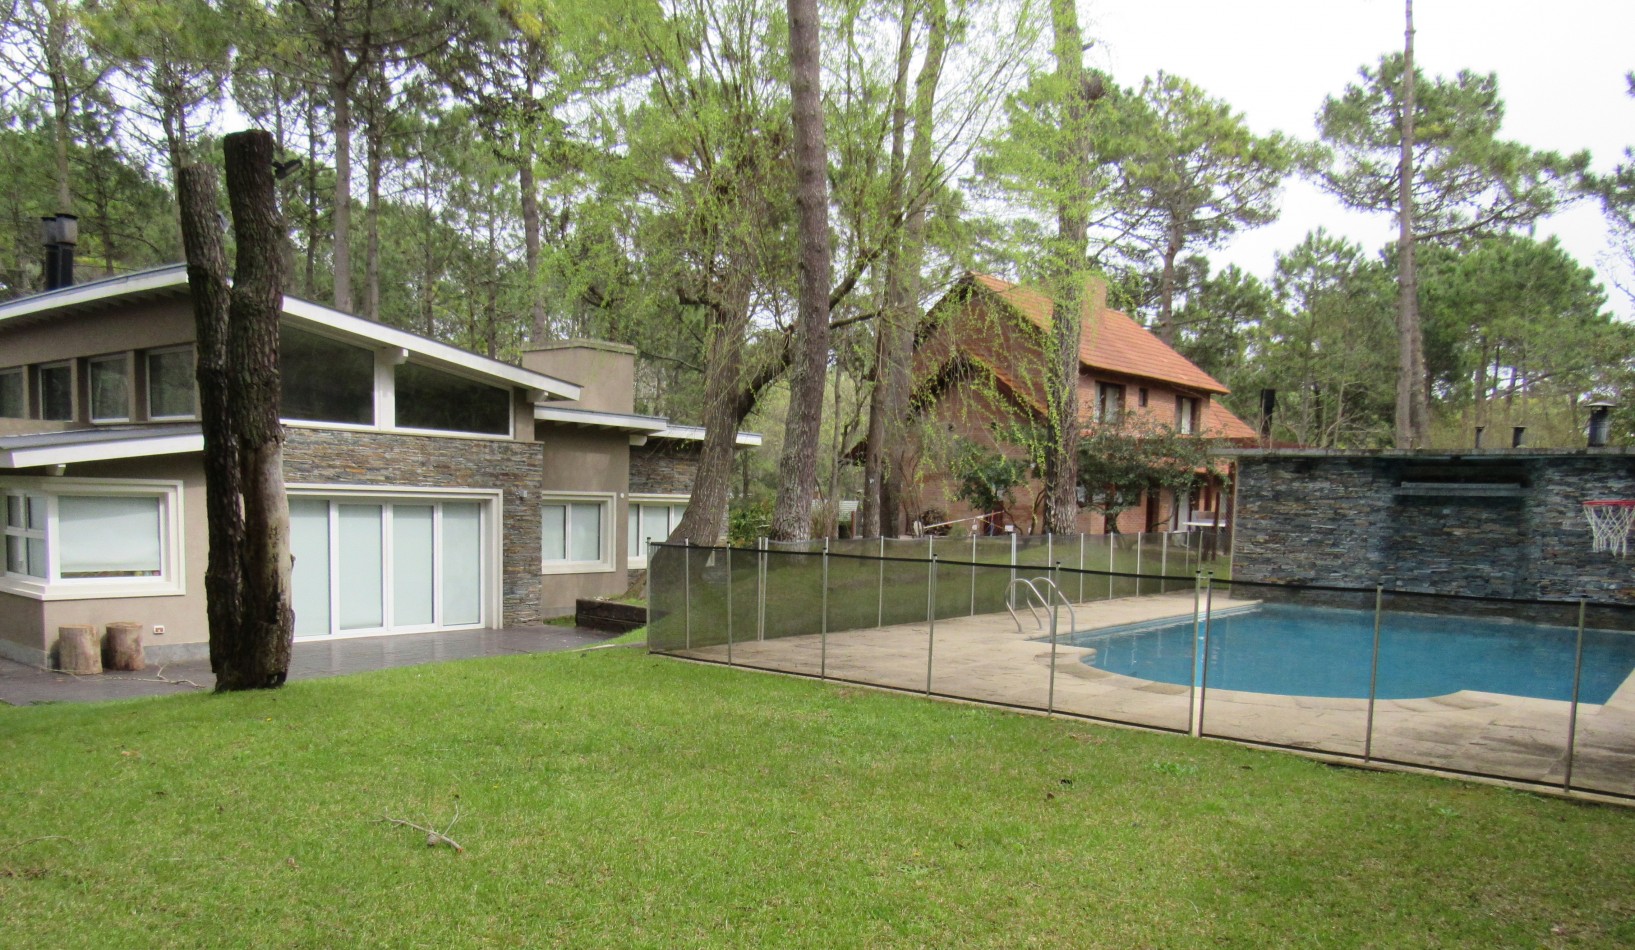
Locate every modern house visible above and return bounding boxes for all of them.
[0,263,754,665]
[906,272,1257,534]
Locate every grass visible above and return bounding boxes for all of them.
[3,648,1633,948]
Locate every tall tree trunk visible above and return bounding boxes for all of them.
[886,0,947,535]
[1043,0,1093,536]
[47,0,74,213]
[220,130,294,690]
[329,45,354,313]
[304,96,320,297]
[672,293,751,546]
[520,145,549,342]
[1158,221,1181,344]
[178,163,244,668]
[1395,0,1429,448]
[861,0,915,540]
[364,108,382,321]
[770,0,834,542]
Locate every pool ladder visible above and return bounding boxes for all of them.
[1007,577,1076,716]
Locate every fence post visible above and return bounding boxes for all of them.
[876,536,889,624]
[1364,585,1383,762]
[757,537,767,642]
[1189,571,1203,737]
[1046,532,1053,578]
[970,532,977,617]
[1010,531,1017,589]
[1564,599,1587,793]
[683,539,692,651]
[1196,573,1216,737]
[1135,532,1143,596]
[1161,531,1169,591]
[726,546,734,666]
[1077,532,1085,603]
[926,554,938,696]
[1048,560,1060,716]
[821,547,830,681]
[1108,533,1115,600]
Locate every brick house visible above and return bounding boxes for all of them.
[0,264,753,665]
[905,272,1256,534]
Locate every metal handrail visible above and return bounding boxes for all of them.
[1030,576,1077,640]
[1006,578,1049,633]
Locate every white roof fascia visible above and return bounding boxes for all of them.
[0,431,204,469]
[280,297,581,400]
[655,424,763,447]
[534,405,669,433]
[0,266,188,325]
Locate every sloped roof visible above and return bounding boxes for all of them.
[1204,401,1259,442]
[968,273,1230,395]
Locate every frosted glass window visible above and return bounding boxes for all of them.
[542,499,607,567]
[441,503,482,626]
[627,506,639,556]
[38,363,72,420]
[0,370,23,418]
[57,495,162,577]
[26,495,45,530]
[338,504,384,630]
[89,356,130,421]
[289,498,332,637]
[392,505,435,627]
[5,492,50,579]
[147,348,196,418]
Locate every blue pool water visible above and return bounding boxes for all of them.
[1064,604,1635,703]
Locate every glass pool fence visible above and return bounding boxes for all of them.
[647,533,1635,801]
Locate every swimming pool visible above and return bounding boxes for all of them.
[1063,604,1635,703]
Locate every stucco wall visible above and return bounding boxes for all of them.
[537,424,632,613]
[283,427,546,625]
[1232,451,1635,603]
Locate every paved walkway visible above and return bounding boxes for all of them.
[666,592,1635,799]
[0,626,623,706]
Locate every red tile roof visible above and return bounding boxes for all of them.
[1204,400,1259,442]
[969,273,1230,395]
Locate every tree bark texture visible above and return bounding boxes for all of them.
[55,625,99,674]
[101,622,146,672]
[329,45,353,313]
[770,0,834,542]
[1395,0,1430,448]
[520,150,549,343]
[861,3,916,540]
[1043,0,1091,536]
[178,162,247,662]
[671,296,751,546]
[222,130,295,690]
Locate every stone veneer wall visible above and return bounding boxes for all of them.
[282,428,543,625]
[1233,453,1635,603]
[630,441,701,494]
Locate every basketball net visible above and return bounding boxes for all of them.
[1583,500,1635,557]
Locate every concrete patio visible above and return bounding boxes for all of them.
[0,625,623,706]
[662,591,1635,799]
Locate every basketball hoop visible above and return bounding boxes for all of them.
[1583,500,1635,556]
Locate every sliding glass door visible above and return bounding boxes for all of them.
[290,495,489,637]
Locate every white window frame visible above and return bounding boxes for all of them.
[36,360,74,421]
[146,345,198,421]
[0,367,25,418]
[88,353,132,424]
[627,494,689,569]
[1176,396,1199,435]
[284,484,502,640]
[1097,382,1125,424]
[540,492,616,574]
[0,478,185,600]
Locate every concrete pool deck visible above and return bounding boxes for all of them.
[663,592,1635,799]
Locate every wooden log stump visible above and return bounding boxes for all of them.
[102,622,146,672]
[55,625,101,674]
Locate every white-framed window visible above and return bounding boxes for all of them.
[541,493,615,574]
[1176,396,1200,435]
[0,367,24,418]
[37,361,73,420]
[627,495,687,568]
[0,479,184,600]
[89,354,132,423]
[146,345,197,420]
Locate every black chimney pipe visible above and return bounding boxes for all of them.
[1587,402,1615,447]
[1512,425,1527,449]
[41,213,77,291]
[1258,388,1276,441]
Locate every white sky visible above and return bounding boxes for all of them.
[1084,0,1635,318]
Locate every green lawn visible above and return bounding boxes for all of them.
[2,647,1632,948]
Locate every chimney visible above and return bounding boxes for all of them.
[1586,401,1616,447]
[1258,389,1276,441]
[41,214,78,290]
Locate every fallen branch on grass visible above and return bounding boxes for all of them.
[377,805,464,853]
